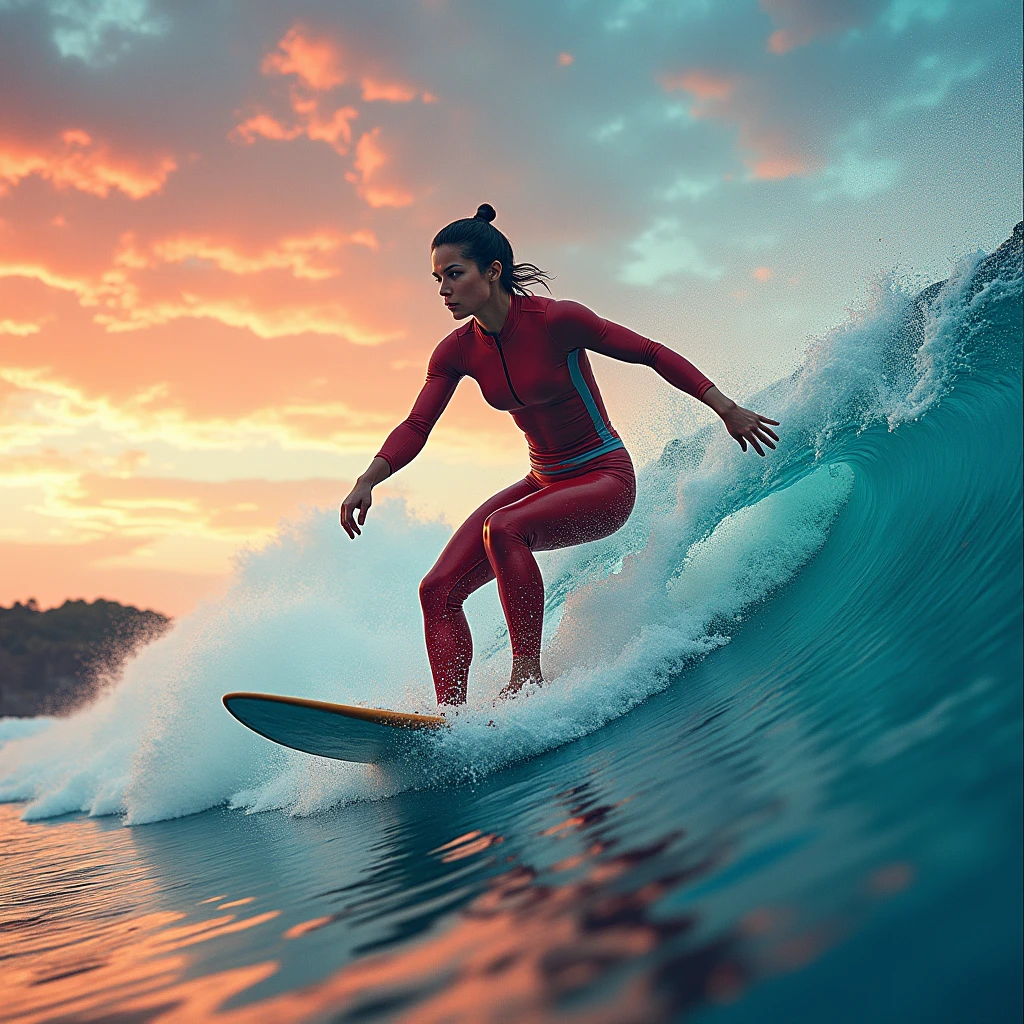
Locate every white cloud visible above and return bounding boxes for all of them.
[887,54,986,115]
[619,218,722,286]
[884,0,951,33]
[594,118,626,142]
[0,0,168,65]
[663,175,718,201]
[604,0,653,32]
[816,151,901,200]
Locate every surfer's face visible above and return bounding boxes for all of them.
[432,244,501,320]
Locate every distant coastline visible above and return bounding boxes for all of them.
[0,599,171,718]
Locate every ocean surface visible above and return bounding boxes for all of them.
[2,225,1021,1023]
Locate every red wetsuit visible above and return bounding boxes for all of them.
[377,294,714,704]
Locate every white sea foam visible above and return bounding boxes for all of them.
[0,717,54,745]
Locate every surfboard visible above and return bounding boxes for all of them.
[222,691,448,763]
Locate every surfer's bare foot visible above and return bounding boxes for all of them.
[499,656,543,700]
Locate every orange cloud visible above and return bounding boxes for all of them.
[232,112,303,144]
[123,229,378,281]
[361,77,418,102]
[0,448,79,489]
[349,128,414,208]
[660,70,736,105]
[759,0,870,54]
[47,473,344,543]
[239,24,436,166]
[767,29,800,54]
[0,260,387,343]
[0,362,398,457]
[354,129,388,180]
[660,68,815,180]
[300,103,360,150]
[0,130,177,199]
[558,52,574,67]
[1,227,392,344]
[0,353,518,472]
[0,319,41,335]
[752,266,773,281]
[235,24,438,193]
[232,101,359,156]
[91,294,399,342]
[0,259,120,308]
[360,185,414,209]
[261,25,345,90]
[750,155,809,179]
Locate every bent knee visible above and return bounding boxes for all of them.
[479,507,528,557]
[419,571,450,616]
[482,508,525,551]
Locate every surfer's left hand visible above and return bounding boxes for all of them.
[702,386,779,456]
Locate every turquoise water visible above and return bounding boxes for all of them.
[1,226,1021,1022]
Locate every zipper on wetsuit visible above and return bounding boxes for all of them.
[487,331,524,406]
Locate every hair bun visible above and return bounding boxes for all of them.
[473,203,496,223]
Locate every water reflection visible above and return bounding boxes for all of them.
[1,778,752,1023]
[206,825,747,1023]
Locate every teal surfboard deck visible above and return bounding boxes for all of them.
[222,692,448,763]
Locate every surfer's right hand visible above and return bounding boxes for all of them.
[340,457,392,538]
[340,480,374,538]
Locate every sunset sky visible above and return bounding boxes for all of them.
[1,0,1020,616]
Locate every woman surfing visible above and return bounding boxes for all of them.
[340,205,779,706]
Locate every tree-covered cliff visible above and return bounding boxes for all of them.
[0,599,171,717]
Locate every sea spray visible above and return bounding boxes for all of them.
[0,503,453,821]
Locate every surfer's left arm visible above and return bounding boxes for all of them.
[546,299,780,457]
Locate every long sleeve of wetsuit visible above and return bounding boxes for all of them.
[375,334,465,474]
[545,299,715,400]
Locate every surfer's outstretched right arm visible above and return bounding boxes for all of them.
[340,333,465,538]
[340,456,390,538]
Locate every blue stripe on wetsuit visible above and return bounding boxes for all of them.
[536,350,625,475]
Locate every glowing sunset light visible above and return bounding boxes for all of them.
[0,132,177,199]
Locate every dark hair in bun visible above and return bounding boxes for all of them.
[432,204,551,295]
